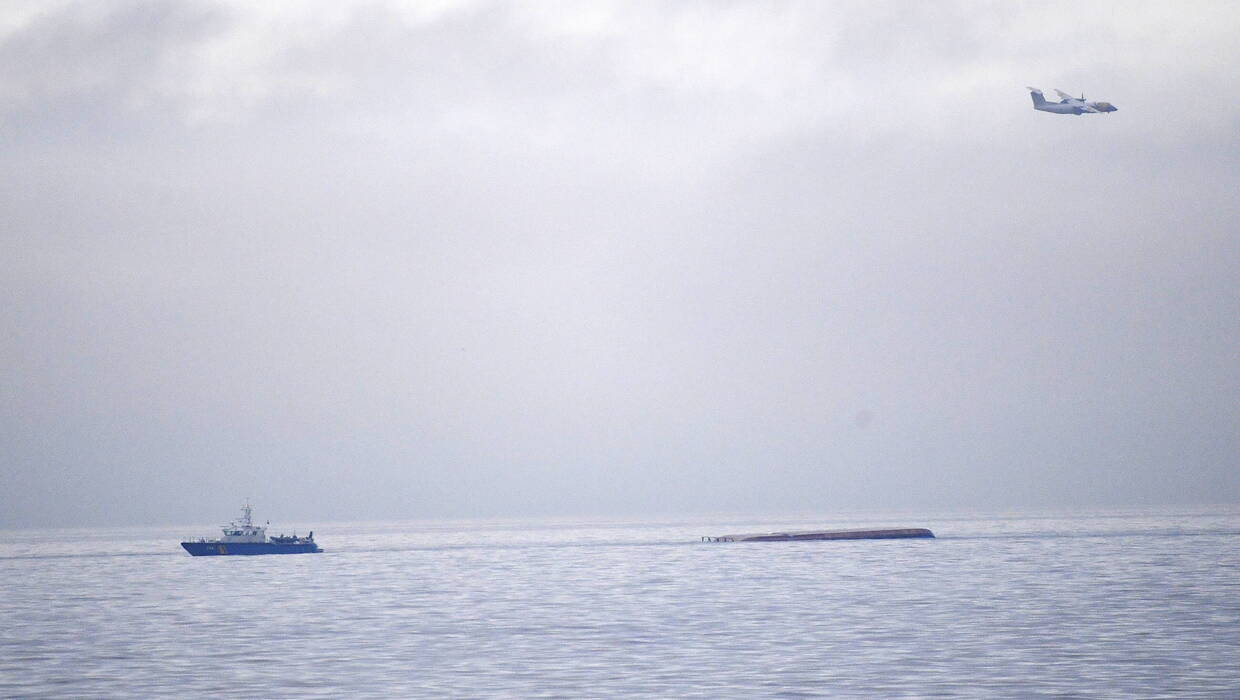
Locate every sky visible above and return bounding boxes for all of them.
[2,0,1237,527]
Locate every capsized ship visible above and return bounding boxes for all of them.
[181,502,321,556]
[702,527,934,543]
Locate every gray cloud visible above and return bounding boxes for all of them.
[2,1,1237,526]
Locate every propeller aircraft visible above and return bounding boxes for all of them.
[1027,87,1117,115]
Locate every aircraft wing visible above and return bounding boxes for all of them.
[1053,89,1075,101]
[1079,104,1099,113]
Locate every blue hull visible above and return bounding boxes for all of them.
[181,541,321,556]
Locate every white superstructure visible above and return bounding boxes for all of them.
[218,501,268,543]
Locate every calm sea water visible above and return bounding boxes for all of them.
[2,506,1237,698]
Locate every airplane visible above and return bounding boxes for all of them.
[1027,87,1117,114]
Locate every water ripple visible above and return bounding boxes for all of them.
[1,507,1238,697]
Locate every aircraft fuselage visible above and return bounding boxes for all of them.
[1036,102,1089,115]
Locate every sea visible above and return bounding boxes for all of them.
[2,506,1237,698]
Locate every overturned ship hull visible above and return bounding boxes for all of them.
[703,527,934,543]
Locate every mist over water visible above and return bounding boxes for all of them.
[2,506,1237,697]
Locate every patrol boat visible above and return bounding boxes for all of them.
[181,502,321,556]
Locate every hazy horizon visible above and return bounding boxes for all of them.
[3,1,1238,528]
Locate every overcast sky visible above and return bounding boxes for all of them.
[2,0,1237,527]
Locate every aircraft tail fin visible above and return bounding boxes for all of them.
[1027,87,1047,106]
